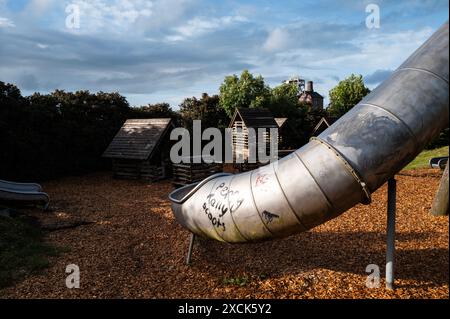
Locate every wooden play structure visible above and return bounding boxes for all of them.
[229,108,279,171]
[172,156,223,187]
[103,118,174,181]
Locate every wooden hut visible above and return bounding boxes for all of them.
[311,116,338,137]
[275,117,288,130]
[103,118,174,181]
[274,117,288,149]
[229,108,279,170]
[274,117,296,158]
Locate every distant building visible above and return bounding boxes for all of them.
[283,75,305,92]
[298,81,324,111]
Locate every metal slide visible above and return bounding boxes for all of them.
[0,179,43,192]
[0,179,49,210]
[169,22,449,243]
[429,157,448,169]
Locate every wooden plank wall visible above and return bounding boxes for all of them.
[112,159,165,181]
[231,121,272,172]
[172,161,223,186]
[232,120,249,162]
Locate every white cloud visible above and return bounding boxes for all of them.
[0,0,444,108]
[167,15,247,41]
[309,27,434,74]
[25,0,56,16]
[0,17,15,28]
[37,43,49,49]
[251,23,437,107]
[355,27,435,68]
[137,0,196,30]
[68,0,153,34]
[263,28,291,52]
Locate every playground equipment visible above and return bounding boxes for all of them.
[169,21,448,243]
[431,163,449,216]
[170,21,448,290]
[429,156,448,169]
[0,179,50,210]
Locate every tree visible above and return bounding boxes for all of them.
[132,102,176,119]
[0,83,134,181]
[268,82,299,116]
[266,83,313,148]
[0,81,22,100]
[427,127,449,149]
[219,70,271,117]
[328,74,370,117]
[179,93,228,130]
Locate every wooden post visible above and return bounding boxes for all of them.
[431,163,449,216]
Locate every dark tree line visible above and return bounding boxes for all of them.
[179,93,228,131]
[1,73,447,181]
[0,82,176,181]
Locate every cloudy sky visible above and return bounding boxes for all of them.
[0,0,448,108]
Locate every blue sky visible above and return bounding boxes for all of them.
[0,0,448,108]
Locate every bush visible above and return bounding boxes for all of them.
[0,81,170,181]
[426,128,449,150]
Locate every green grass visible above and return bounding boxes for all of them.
[221,274,269,287]
[221,276,250,287]
[0,211,65,289]
[404,146,449,170]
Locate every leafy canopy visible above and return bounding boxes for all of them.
[219,70,271,117]
[328,74,370,117]
[179,93,228,130]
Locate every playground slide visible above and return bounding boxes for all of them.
[0,180,49,210]
[169,22,449,243]
[429,157,448,169]
[0,179,43,192]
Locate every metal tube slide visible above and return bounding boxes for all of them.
[0,188,50,210]
[169,22,449,243]
[0,179,43,192]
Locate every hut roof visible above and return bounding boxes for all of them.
[274,117,288,128]
[103,118,173,160]
[312,116,338,136]
[229,108,278,129]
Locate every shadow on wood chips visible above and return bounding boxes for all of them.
[0,168,447,299]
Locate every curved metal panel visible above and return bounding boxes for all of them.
[169,22,449,243]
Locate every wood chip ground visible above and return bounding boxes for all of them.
[0,169,448,299]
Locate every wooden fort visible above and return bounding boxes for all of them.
[274,117,288,149]
[103,118,174,181]
[311,116,338,137]
[229,108,279,171]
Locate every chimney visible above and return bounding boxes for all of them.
[306,81,314,92]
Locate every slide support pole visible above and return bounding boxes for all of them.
[386,177,396,290]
